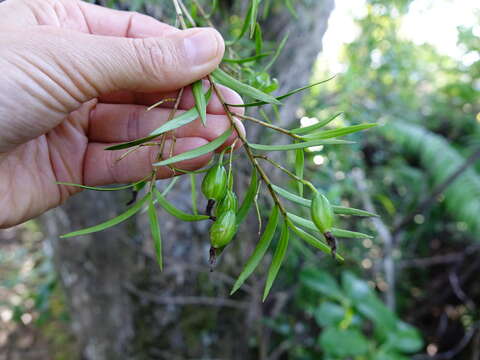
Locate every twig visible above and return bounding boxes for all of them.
[234,113,303,140]
[177,0,196,27]
[448,270,475,310]
[126,285,248,309]
[352,167,396,311]
[267,340,291,360]
[398,244,480,269]
[393,146,480,236]
[255,155,316,192]
[413,322,480,360]
[190,0,215,28]
[172,0,187,29]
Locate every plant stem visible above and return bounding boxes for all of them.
[208,76,288,218]
[174,0,288,219]
[254,155,316,193]
[151,86,185,191]
[177,0,196,27]
[190,0,215,28]
[234,113,303,140]
[172,0,187,29]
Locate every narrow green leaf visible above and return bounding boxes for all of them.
[332,228,373,239]
[223,53,272,64]
[250,0,260,38]
[106,89,212,151]
[61,194,150,238]
[264,32,289,72]
[287,212,319,233]
[210,0,218,16]
[302,123,378,141]
[333,206,378,217]
[211,68,281,105]
[288,220,344,261]
[134,180,148,192]
[145,178,179,213]
[291,112,343,135]
[227,76,336,108]
[231,206,280,295]
[262,0,272,18]
[235,1,253,41]
[288,212,373,240]
[263,220,289,301]
[254,22,263,54]
[192,80,207,126]
[161,177,179,196]
[153,128,232,167]
[236,169,260,226]
[249,139,352,151]
[148,197,163,270]
[271,185,378,217]
[155,189,209,222]
[295,147,304,196]
[272,184,310,207]
[56,178,147,192]
[285,0,298,18]
[190,174,198,215]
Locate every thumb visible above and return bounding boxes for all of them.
[0,27,224,151]
[65,27,225,98]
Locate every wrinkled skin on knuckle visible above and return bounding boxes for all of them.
[131,38,182,88]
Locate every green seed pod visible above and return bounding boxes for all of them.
[216,190,238,216]
[210,210,237,249]
[310,192,334,233]
[201,164,228,201]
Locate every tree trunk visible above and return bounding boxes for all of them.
[42,1,334,359]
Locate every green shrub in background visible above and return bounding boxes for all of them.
[266,269,423,360]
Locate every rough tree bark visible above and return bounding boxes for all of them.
[42,1,334,359]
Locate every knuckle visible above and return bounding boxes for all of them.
[105,150,122,184]
[125,107,142,140]
[131,38,180,82]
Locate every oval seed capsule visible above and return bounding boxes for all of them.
[310,192,334,233]
[216,190,238,216]
[310,192,338,259]
[201,164,228,202]
[210,210,237,249]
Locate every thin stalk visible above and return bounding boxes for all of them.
[151,86,186,191]
[178,0,196,27]
[255,155,317,193]
[234,113,303,140]
[190,0,215,28]
[172,0,187,29]
[147,97,177,112]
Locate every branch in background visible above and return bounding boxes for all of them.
[126,284,248,309]
[393,147,480,236]
[412,322,480,360]
[398,244,480,269]
[352,167,396,311]
[448,270,475,311]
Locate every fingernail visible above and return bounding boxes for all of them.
[184,29,223,66]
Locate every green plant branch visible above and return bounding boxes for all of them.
[208,76,289,219]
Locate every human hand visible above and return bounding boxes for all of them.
[0,0,245,228]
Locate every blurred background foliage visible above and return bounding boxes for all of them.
[1,0,480,359]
